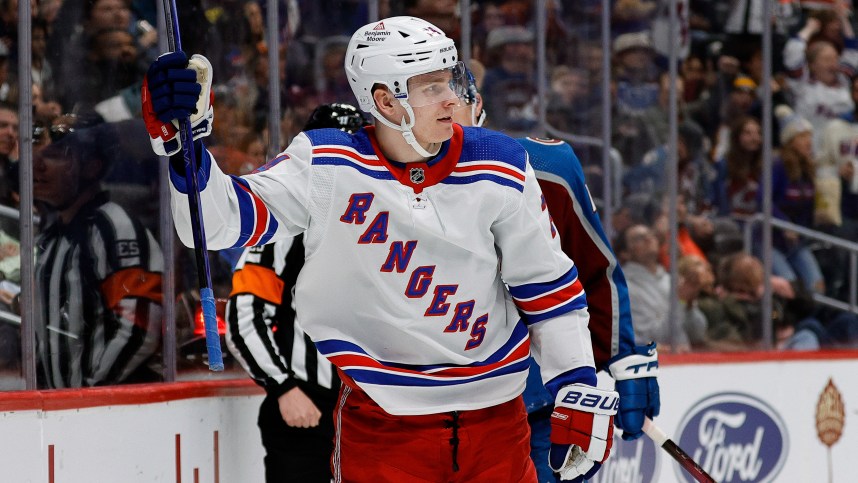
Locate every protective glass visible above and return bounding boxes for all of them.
[405,61,469,108]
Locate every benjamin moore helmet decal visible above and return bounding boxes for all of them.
[675,393,788,483]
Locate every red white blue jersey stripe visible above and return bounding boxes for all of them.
[509,266,587,325]
[229,176,279,248]
[316,322,530,387]
[311,144,395,181]
[444,158,526,192]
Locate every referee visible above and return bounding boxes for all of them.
[225,104,368,483]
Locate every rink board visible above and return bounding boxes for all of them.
[0,352,856,482]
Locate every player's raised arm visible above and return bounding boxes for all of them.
[141,52,310,249]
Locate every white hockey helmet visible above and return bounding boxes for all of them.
[345,16,461,112]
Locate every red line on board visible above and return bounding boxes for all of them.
[176,434,181,483]
[48,444,54,483]
[214,430,220,483]
[194,468,199,483]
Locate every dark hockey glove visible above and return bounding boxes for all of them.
[142,52,213,156]
[549,383,618,481]
[607,342,660,440]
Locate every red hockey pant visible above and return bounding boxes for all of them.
[331,382,537,483]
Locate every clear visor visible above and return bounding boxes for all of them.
[405,61,469,108]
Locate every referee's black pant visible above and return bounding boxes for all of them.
[258,382,338,483]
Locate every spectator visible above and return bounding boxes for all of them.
[613,30,662,116]
[315,40,353,105]
[771,106,826,294]
[32,18,55,99]
[0,44,13,104]
[0,102,17,216]
[33,83,63,127]
[783,12,858,155]
[677,254,715,349]
[63,27,146,114]
[32,121,163,388]
[545,65,599,137]
[819,73,858,234]
[481,25,538,133]
[710,115,762,217]
[625,72,691,163]
[698,252,836,351]
[623,120,712,215]
[52,0,135,109]
[612,0,657,35]
[471,1,508,62]
[711,75,758,161]
[653,193,712,269]
[615,223,704,352]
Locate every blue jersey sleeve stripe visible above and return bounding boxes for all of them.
[258,215,279,245]
[312,157,397,180]
[508,266,579,299]
[441,174,524,192]
[519,294,588,325]
[228,177,254,248]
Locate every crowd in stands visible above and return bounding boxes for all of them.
[0,0,857,384]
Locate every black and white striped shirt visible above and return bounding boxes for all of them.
[226,234,338,397]
[35,192,163,388]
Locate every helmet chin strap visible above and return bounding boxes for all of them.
[471,104,486,127]
[370,100,441,159]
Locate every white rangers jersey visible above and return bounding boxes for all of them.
[170,124,595,415]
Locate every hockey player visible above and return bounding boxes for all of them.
[225,103,367,483]
[143,16,615,482]
[451,64,660,482]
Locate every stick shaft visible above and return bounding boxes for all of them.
[161,0,223,371]
[643,418,716,483]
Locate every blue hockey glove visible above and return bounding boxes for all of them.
[142,52,213,156]
[549,384,619,481]
[607,342,660,441]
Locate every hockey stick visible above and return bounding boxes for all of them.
[643,417,716,483]
[161,0,223,371]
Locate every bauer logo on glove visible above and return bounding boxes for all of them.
[549,383,619,482]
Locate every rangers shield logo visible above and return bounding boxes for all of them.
[410,167,425,184]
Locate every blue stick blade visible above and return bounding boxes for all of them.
[199,288,224,371]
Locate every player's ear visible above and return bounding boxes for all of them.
[372,86,397,116]
[475,93,484,115]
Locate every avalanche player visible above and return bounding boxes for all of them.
[451,65,660,482]
[143,16,615,482]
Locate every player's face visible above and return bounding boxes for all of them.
[406,65,469,142]
[409,98,460,144]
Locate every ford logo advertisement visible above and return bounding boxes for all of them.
[675,393,788,483]
[590,433,659,483]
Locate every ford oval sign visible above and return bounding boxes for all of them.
[675,393,788,483]
[590,433,659,483]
